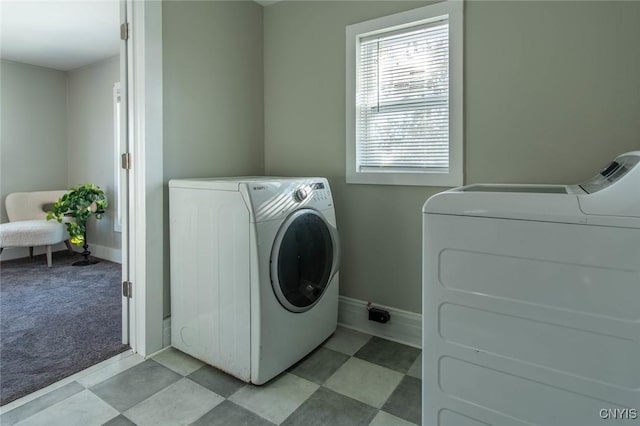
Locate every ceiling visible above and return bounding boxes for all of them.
[0,0,282,72]
[1,1,120,71]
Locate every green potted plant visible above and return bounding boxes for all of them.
[47,184,108,266]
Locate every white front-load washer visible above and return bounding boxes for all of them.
[169,177,339,384]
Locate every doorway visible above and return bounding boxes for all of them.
[0,0,131,405]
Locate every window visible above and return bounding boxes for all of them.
[346,1,463,186]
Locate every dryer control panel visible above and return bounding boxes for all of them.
[579,153,640,194]
[576,151,640,220]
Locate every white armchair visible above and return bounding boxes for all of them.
[0,190,74,267]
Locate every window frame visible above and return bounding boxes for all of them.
[345,1,464,187]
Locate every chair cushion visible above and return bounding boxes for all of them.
[0,220,66,247]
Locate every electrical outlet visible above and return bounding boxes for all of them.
[369,307,391,323]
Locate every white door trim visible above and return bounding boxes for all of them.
[127,0,164,357]
[120,0,130,347]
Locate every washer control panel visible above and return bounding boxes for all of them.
[309,182,330,202]
[244,178,333,222]
[292,181,331,206]
[294,188,308,202]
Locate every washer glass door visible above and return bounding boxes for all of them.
[271,209,338,313]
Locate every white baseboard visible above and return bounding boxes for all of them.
[338,296,422,348]
[1,242,122,264]
[163,317,171,348]
[161,296,422,351]
[72,243,122,264]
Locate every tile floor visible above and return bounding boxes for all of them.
[0,327,422,426]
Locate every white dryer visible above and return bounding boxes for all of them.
[422,152,640,425]
[169,177,339,384]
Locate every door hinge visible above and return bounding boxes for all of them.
[122,281,133,298]
[121,152,132,170]
[120,23,130,41]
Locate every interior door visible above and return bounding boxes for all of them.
[270,209,339,313]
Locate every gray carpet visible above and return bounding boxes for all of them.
[0,251,128,406]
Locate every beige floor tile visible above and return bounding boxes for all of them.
[324,358,403,408]
[123,378,223,426]
[323,326,371,356]
[152,347,205,376]
[15,390,118,426]
[77,353,145,388]
[229,373,318,424]
[369,411,417,426]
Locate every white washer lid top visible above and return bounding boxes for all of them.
[423,151,640,228]
[169,176,306,191]
[423,184,587,224]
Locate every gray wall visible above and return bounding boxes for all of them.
[264,1,640,314]
[163,0,264,315]
[67,56,122,250]
[464,1,640,184]
[0,60,68,223]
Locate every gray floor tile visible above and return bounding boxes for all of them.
[191,400,275,426]
[187,365,247,398]
[15,390,118,426]
[281,388,377,426]
[324,358,403,409]
[90,360,181,412]
[289,347,349,385]
[381,376,421,425]
[354,337,420,373]
[0,382,84,426]
[123,378,223,426]
[152,347,205,376]
[101,415,136,426]
[406,353,422,379]
[322,326,372,356]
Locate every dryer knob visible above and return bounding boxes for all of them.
[294,188,308,202]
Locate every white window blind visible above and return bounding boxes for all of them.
[357,20,450,172]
